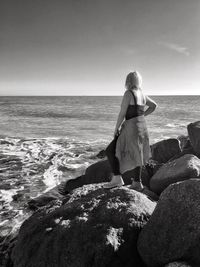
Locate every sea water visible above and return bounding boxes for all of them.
[0,95,200,235]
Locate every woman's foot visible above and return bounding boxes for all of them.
[130,181,144,192]
[104,175,124,189]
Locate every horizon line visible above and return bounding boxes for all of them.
[0,94,200,97]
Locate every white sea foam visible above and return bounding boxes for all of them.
[0,136,103,235]
[166,123,177,128]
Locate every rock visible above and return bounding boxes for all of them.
[28,186,64,210]
[96,149,106,159]
[151,138,181,163]
[85,160,112,181]
[122,160,162,189]
[164,262,193,267]
[138,179,200,267]
[168,146,195,162]
[64,159,162,195]
[63,160,112,193]
[150,154,200,194]
[177,135,191,150]
[168,136,195,162]
[187,121,200,157]
[12,184,156,267]
[0,231,17,267]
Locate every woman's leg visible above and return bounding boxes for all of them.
[104,142,124,188]
[130,166,144,191]
[134,166,142,182]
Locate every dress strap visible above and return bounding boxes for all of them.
[129,90,137,105]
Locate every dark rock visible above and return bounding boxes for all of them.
[138,179,200,267]
[177,135,191,150]
[85,160,112,182]
[28,187,64,210]
[12,184,156,267]
[122,160,162,188]
[0,230,18,267]
[168,146,195,162]
[187,121,200,157]
[151,138,181,163]
[96,149,106,159]
[150,154,200,194]
[63,160,112,193]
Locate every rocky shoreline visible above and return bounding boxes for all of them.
[1,121,200,267]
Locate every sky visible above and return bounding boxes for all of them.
[0,0,199,95]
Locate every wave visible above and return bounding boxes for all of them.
[0,136,106,236]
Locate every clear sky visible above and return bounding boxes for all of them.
[0,0,199,95]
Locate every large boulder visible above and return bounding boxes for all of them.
[187,121,200,157]
[138,179,200,267]
[12,184,156,267]
[150,154,200,194]
[0,231,17,267]
[63,160,112,193]
[151,138,181,163]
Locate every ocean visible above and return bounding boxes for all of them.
[0,95,200,235]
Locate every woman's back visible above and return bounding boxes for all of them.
[129,89,146,106]
[125,89,145,120]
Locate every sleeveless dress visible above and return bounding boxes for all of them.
[115,90,151,174]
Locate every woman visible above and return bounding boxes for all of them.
[104,71,157,190]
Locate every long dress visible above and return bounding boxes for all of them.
[115,91,151,174]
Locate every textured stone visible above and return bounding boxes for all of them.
[63,160,112,193]
[28,185,64,210]
[150,154,200,194]
[12,184,156,267]
[151,138,181,163]
[138,179,200,267]
[187,121,200,157]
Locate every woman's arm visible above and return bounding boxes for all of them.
[114,90,130,136]
[144,96,157,116]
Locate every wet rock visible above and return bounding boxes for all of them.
[0,231,17,267]
[28,187,64,210]
[150,154,200,194]
[96,149,106,159]
[187,121,200,157]
[177,135,191,150]
[63,160,112,193]
[12,184,156,267]
[85,160,112,182]
[151,138,181,163]
[138,179,200,267]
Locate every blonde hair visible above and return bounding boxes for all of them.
[125,71,142,90]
